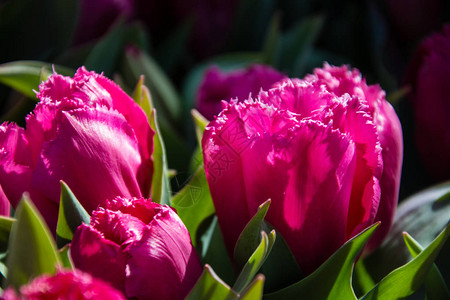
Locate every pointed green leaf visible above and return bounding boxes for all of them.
[353,260,376,296]
[258,224,303,292]
[403,232,450,300]
[265,223,380,300]
[123,47,181,122]
[0,217,14,254]
[84,20,125,76]
[0,61,74,98]
[198,216,236,285]
[132,80,171,205]
[366,181,450,280]
[149,108,171,205]
[239,274,265,300]
[361,223,450,299]
[171,167,215,244]
[233,230,275,294]
[186,264,238,300]
[58,245,73,270]
[6,195,61,289]
[191,109,209,147]
[234,200,271,270]
[56,181,90,247]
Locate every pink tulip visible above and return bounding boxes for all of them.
[2,269,126,300]
[70,197,202,300]
[405,25,450,180]
[202,64,403,274]
[0,67,154,232]
[196,64,286,120]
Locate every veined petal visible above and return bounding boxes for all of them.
[125,206,202,300]
[30,107,145,216]
[71,224,128,289]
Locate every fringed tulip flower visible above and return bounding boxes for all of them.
[2,269,126,300]
[196,64,286,120]
[405,25,450,180]
[0,67,154,232]
[70,197,202,300]
[202,64,403,274]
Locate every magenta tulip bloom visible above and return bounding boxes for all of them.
[0,67,154,232]
[2,269,126,300]
[196,64,286,120]
[202,64,403,274]
[405,25,450,180]
[70,197,202,300]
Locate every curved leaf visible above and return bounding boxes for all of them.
[186,264,238,300]
[234,200,271,270]
[233,230,275,294]
[264,223,380,300]
[0,61,74,98]
[361,222,450,299]
[171,167,215,245]
[403,232,450,300]
[5,195,61,289]
[56,181,90,247]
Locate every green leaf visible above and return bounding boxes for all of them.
[186,264,238,300]
[262,12,281,65]
[84,20,125,76]
[361,223,450,299]
[353,260,376,296]
[0,217,14,254]
[234,200,271,270]
[0,61,74,98]
[5,195,61,289]
[198,216,236,285]
[277,15,324,76]
[258,224,303,292]
[191,109,209,148]
[239,274,265,300]
[233,230,275,294]
[365,181,450,281]
[171,167,215,244]
[403,232,450,300]
[58,245,73,270]
[56,181,90,247]
[123,46,181,123]
[132,79,172,205]
[265,223,380,300]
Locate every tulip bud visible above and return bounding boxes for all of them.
[405,25,450,181]
[2,269,126,300]
[0,67,154,232]
[202,64,403,274]
[196,64,286,120]
[70,197,202,300]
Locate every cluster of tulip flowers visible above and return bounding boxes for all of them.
[0,61,448,300]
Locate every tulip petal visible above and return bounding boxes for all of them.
[125,207,202,300]
[31,107,144,216]
[71,224,128,289]
[0,123,33,207]
[242,120,356,274]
